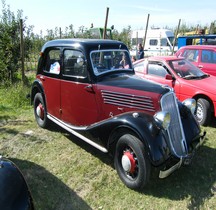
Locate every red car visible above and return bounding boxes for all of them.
[175,45,216,76]
[30,39,205,190]
[134,56,216,126]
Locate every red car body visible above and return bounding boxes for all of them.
[175,45,216,76]
[134,56,216,126]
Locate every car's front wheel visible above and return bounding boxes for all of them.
[33,92,49,128]
[114,134,150,190]
[196,98,211,126]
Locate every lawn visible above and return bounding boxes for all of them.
[0,85,215,210]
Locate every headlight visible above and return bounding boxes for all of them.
[182,98,196,114]
[154,111,171,130]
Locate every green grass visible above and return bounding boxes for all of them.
[0,84,215,210]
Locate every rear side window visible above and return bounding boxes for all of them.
[183,49,199,62]
[43,48,61,74]
[149,39,158,46]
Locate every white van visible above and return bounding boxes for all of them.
[130,28,177,57]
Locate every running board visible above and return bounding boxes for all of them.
[47,115,108,153]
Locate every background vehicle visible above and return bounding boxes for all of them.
[175,45,216,76]
[134,56,216,126]
[130,28,177,57]
[0,156,34,210]
[31,39,205,190]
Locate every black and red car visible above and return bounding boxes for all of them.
[31,39,205,190]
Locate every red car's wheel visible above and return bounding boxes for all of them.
[196,98,211,126]
[114,134,150,190]
[34,93,49,128]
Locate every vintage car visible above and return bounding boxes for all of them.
[175,45,216,76]
[31,39,205,190]
[0,156,34,209]
[133,56,216,126]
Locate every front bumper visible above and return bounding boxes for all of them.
[159,131,206,179]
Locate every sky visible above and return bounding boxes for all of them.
[2,0,216,35]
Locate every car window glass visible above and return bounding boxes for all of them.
[44,49,61,74]
[183,49,199,62]
[134,61,144,73]
[201,50,216,63]
[149,39,158,46]
[161,38,168,46]
[91,50,132,76]
[148,63,168,77]
[63,50,87,77]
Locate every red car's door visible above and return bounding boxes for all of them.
[39,48,61,119]
[197,49,216,76]
[143,62,181,98]
[60,49,99,126]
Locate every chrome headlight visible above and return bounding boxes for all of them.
[154,111,171,130]
[182,98,196,114]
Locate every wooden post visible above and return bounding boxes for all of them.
[103,7,109,39]
[143,14,150,49]
[172,19,181,55]
[20,19,25,84]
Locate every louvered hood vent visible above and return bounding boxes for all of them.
[101,90,155,112]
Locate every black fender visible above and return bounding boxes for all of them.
[31,79,45,105]
[85,112,170,166]
[0,157,34,210]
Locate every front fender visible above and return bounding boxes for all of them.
[31,79,45,105]
[85,112,170,166]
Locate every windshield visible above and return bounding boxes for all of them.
[169,59,207,79]
[91,50,133,76]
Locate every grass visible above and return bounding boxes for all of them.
[0,83,216,210]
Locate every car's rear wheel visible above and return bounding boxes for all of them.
[114,134,150,190]
[33,93,49,128]
[196,98,211,126]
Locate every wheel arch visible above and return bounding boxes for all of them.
[193,93,214,114]
[31,80,46,106]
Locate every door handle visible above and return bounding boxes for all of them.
[198,65,203,68]
[85,85,94,93]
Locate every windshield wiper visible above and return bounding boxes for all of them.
[182,75,200,80]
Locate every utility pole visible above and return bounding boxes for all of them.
[103,7,109,39]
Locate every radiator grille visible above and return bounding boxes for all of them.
[161,92,187,157]
[101,90,155,112]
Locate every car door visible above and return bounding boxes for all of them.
[198,49,216,76]
[60,49,99,126]
[39,47,61,119]
[144,61,181,98]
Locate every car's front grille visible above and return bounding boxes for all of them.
[160,92,188,157]
[101,90,155,112]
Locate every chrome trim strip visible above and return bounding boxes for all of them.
[47,115,108,153]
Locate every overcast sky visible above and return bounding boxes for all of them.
[2,0,216,34]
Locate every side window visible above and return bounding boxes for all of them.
[63,50,87,77]
[201,50,214,63]
[44,49,61,74]
[149,39,158,46]
[183,49,199,62]
[134,61,144,73]
[148,63,168,77]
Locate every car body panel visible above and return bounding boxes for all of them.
[175,45,216,76]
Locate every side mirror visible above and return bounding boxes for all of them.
[165,74,174,80]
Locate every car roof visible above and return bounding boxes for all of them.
[41,38,127,52]
[180,45,216,51]
[147,56,184,62]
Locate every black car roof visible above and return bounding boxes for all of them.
[41,38,128,52]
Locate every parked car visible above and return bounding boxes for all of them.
[0,155,34,210]
[31,39,205,190]
[175,45,216,76]
[134,56,216,126]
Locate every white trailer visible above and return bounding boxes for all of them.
[130,28,177,57]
